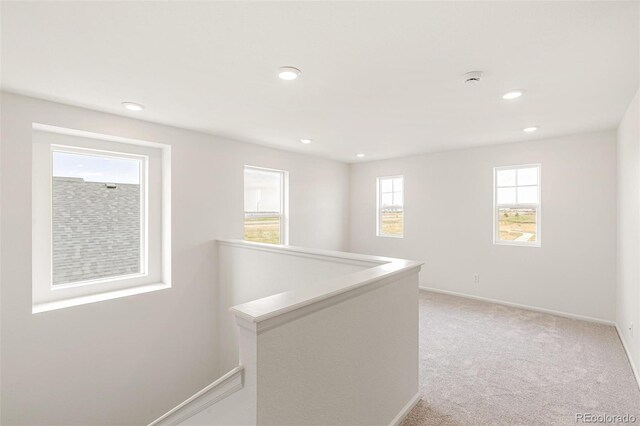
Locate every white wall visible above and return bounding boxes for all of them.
[616,90,640,380]
[350,130,617,322]
[0,92,350,425]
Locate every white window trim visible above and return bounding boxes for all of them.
[32,123,172,313]
[493,164,541,247]
[376,175,404,238]
[243,165,289,245]
[49,145,149,288]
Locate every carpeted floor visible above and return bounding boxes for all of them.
[401,291,640,426]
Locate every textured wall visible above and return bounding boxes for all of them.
[52,177,140,285]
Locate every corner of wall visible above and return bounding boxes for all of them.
[615,88,640,388]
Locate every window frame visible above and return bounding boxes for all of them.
[32,124,171,313]
[243,165,289,245]
[376,175,404,238]
[50,145,149,288]
[493,164,541,247]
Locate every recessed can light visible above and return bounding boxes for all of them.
[278,67,301,81]
[122,101,145,111]
[502,90,523,100]
[523,126,539,133]
[300,138,312,144]
[356,153,365,158]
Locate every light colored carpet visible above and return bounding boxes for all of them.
[401,291,640,426]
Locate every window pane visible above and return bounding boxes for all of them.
[244,168,282,214]
[52,151,141,184]
[393,190,404,207]
[497,187,516,204]
[244,167,283,244]
[517,167,538,186]
[498,208,537,242]
[378,176,404,237]
[381,178,393,193]
[381,193,393,207]
[243,214,281,244]
[517,186,538,204]
[380,208,403,236]
[393,178,403,191]
[52,151,142,285]
[497,169,516,187]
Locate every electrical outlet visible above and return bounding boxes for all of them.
[630,322,634,337]
[473,274,480,283]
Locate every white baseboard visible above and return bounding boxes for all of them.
[615,324,640,391]
[419,286,615,326]
[389,392,420,426]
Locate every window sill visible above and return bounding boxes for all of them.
[493,241,541,248]
[32,282,171,314]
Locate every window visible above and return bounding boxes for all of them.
[244,166,288,245]
[32,124,171,313]
[494,164,541,246]
[51,148,146,285]
[377,176,404,238]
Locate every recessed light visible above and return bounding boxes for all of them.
[356,153,365,158]
[278,66,301,81]
[122,101,145,111]
[502,90,523,100]
[300,138,312,144]
[523,126,539,133]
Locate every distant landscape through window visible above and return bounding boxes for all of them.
[244,166,286,244]
[377,176,404,237]
[495,165,540,245]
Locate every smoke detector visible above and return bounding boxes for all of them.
[464,71,484,85]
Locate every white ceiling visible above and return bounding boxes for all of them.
[2,1,638,163]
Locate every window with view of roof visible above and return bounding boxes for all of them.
[51,149,145,285]
[32,125,171,313]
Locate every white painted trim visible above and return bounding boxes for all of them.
[221,239,422,328]
[217,238,392,267]
[419,286,615,326]
[493,163,541,247]
[243,165,289,245]
[33,122,170,149]
[31,124,172,311]
[149,366,244,426]
[234,268,421,333]
[615,324,640,391]
[227,256,420,326]
[48,144,150,289]
[389,392,420,426]
[32,282,170,314]
[376,175,405,238]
